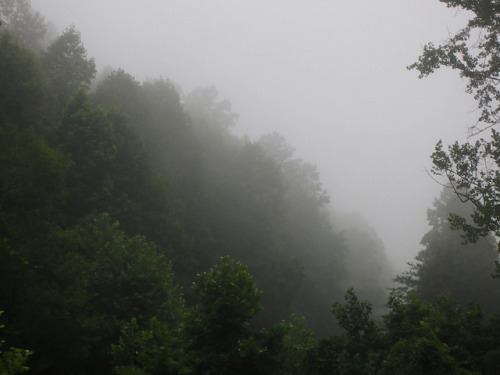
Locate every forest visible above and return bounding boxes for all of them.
[1,0,500,374]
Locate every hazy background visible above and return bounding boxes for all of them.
[31,0,475,270]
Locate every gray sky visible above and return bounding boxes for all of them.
[32,0,476,270]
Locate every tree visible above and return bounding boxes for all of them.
[431,135,500,276]
[0,312,32,375]
[332,288,377,345]
[328,288,381,375]
[92,69,147,126]
[53,90,180,249]
[74,214,185,375]
[79,214,185,328]
[0,0,47,53]
[0,124,66,297]
[0,122,68,374]
[53,90,123,224]
[184,86,238,132]
[380,291,483,375]
[396,188,500,313]
[333,213,394,317]
[409,0,500,135]
[183,93,304,321]
[1,213,184,375]
[410,0,500,270]
[185,256,263,375]
[111,259,315,375]
[255,316,315,375]
[111,317,187,375]
[0,32,54,133]
[257,133,346,334]
[43,25,96,106]
[380,334,462,375]
[192,256,262,332]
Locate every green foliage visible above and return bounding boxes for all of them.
[430,136,500,248]
[329,288,382,375]
[335,213,394,317]
[410,0,500,273]
[65,214,184,375]
[219,315,315,375]
[78,214,185,327]
[53,90,180,250]
[184,257,265,375]
[396,188,500,312]
[380,335,464,375]
[406,4,500,370]
[305,336,345,375]
[481,346,500,375]
[408,0,500,133]
[43,25,96,106]
[0,124,65,234]
[112,317,186,375]
[6,4,500,373]
[93,73,200,280]
[0,124,66,323]
[54,90,123,223]
[0,32,54,133]
[332,288,376,344]
[184,86,238,131]
[383,290,432,342]
[94,70,347,334]
[0,312,32,375]
[47,214,184,374]
[1,211,183,375]
[266,316,315,375]
[193,256,262,330]
[257,133,346,333]
[0,0,47,53]
[381,290,490,374]
[110,261,315,375]
[92,70,147,126]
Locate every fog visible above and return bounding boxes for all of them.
[32,0,475,270]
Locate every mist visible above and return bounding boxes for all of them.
[31,0,475,271]
[6,1,500,373]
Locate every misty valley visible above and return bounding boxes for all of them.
[2,1,500,374]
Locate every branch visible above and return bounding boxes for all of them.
[467,120,500,137]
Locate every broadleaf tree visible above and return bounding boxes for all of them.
[185,256,263,375]
[0,0,47,53]
[410,0,500,273]
[43,25,96,106]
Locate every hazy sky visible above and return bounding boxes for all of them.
[31,0,476,270]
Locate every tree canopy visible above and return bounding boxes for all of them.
[1,1,500,374]
[410,0,500,271]
[397,188,500,313]
[43,25,96,107]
